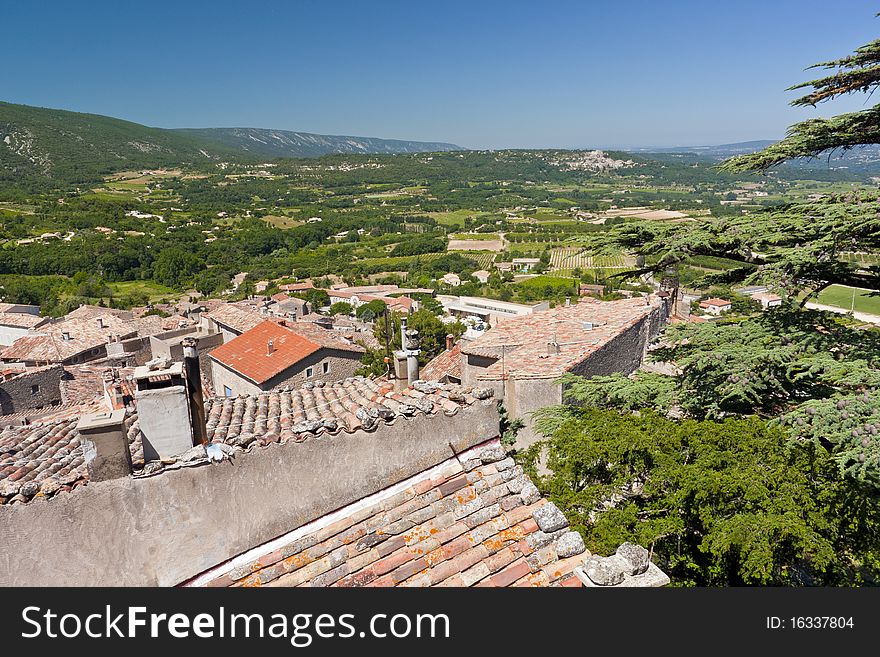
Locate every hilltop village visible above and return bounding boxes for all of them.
[1,138,879,587]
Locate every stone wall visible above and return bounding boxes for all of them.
[0,365,63,415]
[0,401,500,586]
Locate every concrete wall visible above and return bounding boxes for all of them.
[210,348,363,397]
[504,377,563,450]
[0,325,33,348]
[0,402,500,586]
[0,365,63,415]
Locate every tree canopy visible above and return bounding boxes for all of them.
[523,407,879,586]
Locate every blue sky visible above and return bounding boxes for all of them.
[2,0,879,148]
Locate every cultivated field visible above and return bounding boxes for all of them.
[448,238,504,252]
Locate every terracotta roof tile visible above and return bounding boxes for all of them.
[202,303,264,333]
[209,320,323,385]
[0,377,494,506]
[461,296,665,380]
[190,438,591,588]
[421,343,462,382]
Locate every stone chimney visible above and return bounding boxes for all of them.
[267,339,275,355]
[446,333,455,351]
[133,360,194,461]
[77,409,131,481]
[96,318,105,329]
[61,331,71,341]
[547,341,560,355]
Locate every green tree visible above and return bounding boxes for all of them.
[523,407,880,586]
[151,248,204,289]
[329,301,353,316]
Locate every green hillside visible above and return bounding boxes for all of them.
[0,101,244,187]
[0,101,463,191]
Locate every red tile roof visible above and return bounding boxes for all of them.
[461,296,665,380]
[209,320,323,385]
[0,377,495,505]
[421,343,462,382]
[189,439,588,588]
[699,298,731,308]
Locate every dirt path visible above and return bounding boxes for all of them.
[804,301,880,325]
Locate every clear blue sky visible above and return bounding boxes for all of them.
[2,0,878,149]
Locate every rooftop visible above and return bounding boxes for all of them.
[0,376,494,506]
[202,303,265,333]
[209,320,324,385]
[461,297,664,380]
[699,298,731,307]
[0,312,48,329]
[191,439,589,588]
[421,343,463,382]
[1,308,148,363]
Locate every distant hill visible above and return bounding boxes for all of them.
[0,101,464,187]
[174,127,463,158]
[632,139,880,171]
[629,140,778,158]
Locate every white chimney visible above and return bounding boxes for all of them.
[565,297,571,307]
[61,331,71,341]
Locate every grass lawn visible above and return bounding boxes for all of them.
[107,280,177,301]
[817,285,880,315]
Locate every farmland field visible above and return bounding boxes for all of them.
[817,285,880,315]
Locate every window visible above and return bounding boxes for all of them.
[224,386,233,397]
[305,366,314,378]
[31,384,40,395]
[322,361,330,374]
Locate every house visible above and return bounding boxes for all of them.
[441,272,462,287]
[209,319,365,396]
[472,269,491,284]
[494,261,514,273]
[579,283,605,297]
[752,292,783,309]
[512,257,541,272]
[0,306,161,367]
[200,303,265,341]
[0,364,63,415]
[0,311,49,347]
[270,293,310,318]
[0,369,670,587]
[420,334,462,384]
[438,295,549,326]
[698,298,732,316]
[460,296,669,448]
[279,281,314,293]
